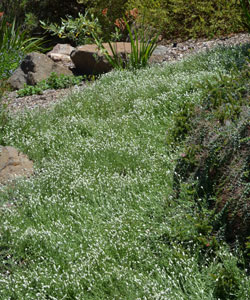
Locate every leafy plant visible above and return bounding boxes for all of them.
[212,263,242,299]
[40,11,102,46]
[0,0,86,36]
[126,0,246,40]
[17,72,83,97]
[93,8,159,70]
[0,12,47,80]
[241,0,250,31]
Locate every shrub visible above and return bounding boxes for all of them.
[0,0,86,35]
[241,0,250,31]
[40,11,103,46]
[126,0,247,40]
[172,65,250,250]
[17,72,84,97]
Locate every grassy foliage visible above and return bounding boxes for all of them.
[241,0,250,31]
[0,46,249,299]
[94,15,159,70]
[0,16,46,80]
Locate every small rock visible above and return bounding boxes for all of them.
[0,146,34,185]
[47,43,76,69]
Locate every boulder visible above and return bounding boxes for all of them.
[70,42,133,74]
[7,52,73,90]
[47,43,75,68]
[0,146,34,185]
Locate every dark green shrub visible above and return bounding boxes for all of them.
[0,0,86,35]
[172,65,250,251]
[212,263,242,299]
[241,0,250,31]
[1,0,247,42]
[126,0,247,40]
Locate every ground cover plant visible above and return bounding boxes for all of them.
[17,72,84,97]
[0,45,249,299]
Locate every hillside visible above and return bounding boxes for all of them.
[0,44,249,299]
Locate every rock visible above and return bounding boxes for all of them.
[47,43,75,68]
[0,146,34,185]
[70,42,134,74]
[47,43,75,57]
[48,53,72,63]
[6,68,27,90]
[150,46,168,64]
[7,52,73,90]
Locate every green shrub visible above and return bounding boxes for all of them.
[1,0,247,42]
[17,72,83,97]
[126,0,247,40]
[40,11,103,46]
[0,0,86,35]
[241,0,250,31]
[173,64,250,250]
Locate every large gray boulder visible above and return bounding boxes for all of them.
[70,42,133,74]
[0,146,34,185]
[7,52,73,90]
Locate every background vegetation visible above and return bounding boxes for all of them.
[0,0,248,42]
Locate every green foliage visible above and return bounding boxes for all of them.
[40,11,103,46]
[1,0,247,43]
[0,45,249,299]
[0,0,86,35]
[17,72,83,97]
[93,12,159,70]
[78,0,128,36]
[212,262,242,299]
[246,236,250,256]
[0,16,46,80]
[126,0,247,40]
[0,100,9,146]
[173,63,250,250]
[202,67,250,123]
[241,0,250,31]
[166,102,195,144]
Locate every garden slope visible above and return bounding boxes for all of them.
[0,45,249,299]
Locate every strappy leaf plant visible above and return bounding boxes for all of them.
[0,13,47,80]
[93,8,159,70]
